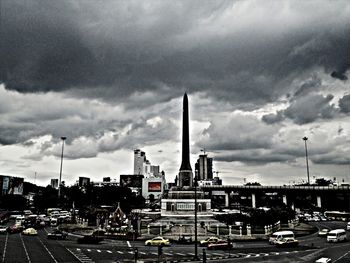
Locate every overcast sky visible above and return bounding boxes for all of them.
[1,0,350,186]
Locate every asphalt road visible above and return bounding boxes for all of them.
[0,221,349,263]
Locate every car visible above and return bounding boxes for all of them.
[199,237,221,246]
[0,225,8,234]
[177,235,192,244]
[318,229,330,237]
[207,240,233,250]
[77,235,103,244]
[47,230,68,240]
[315,258,332,263]
[275,237,299,247]
[145,236,170,246]
[7,224,24,234]
[22,228,38,236]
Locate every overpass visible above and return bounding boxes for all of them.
[201,185,350,210]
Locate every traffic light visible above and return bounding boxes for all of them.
[158,245,163,256]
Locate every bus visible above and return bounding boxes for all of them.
[324,211,350,221]
[47,208,61,216]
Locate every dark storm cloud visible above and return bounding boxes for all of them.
[1,1,350,107]
[339,94,350,113]
[214,149,294,164]
[263,93,338,125]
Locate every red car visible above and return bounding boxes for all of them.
[8,224,24,234]
[207,240,233,250]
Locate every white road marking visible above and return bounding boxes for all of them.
[139,252,146,255]
[106,250,112,253]
[96,250,101,253]
[87,249,91,252]
[2,233,8,263]
[151,252,158,255]
[127,241,131,247]
[334,250,350,263]
[37,237,58,263]
[187,253,195,256]
[164,252,172,256]
[67,248,95,263]
[176,253,186,256]
[211,253,222,256]
[19,234,31,263]
[128,251,134,254]
[117,251,124,254]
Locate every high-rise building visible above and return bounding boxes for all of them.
[150,165,160,177]
[195,155,213,180]
[51,179,59,189]
[134,149,146,175]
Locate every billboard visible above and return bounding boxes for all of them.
[0,175,24,195]
[148,182,161,192]
[120,174,143,188]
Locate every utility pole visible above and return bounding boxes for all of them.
[302,137,310,185]
[194,174,199,261]
[58,136,67,200]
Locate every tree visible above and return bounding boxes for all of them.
[315,178,332,186]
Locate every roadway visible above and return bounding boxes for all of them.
[0,221,349,262]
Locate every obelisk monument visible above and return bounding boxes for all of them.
[178,93,193,187]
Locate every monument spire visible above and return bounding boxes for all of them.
[178,93,193,187]
[180,93,192,171]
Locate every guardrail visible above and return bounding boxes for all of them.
[201,185,350,191]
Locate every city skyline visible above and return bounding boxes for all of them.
[1,1,350,186]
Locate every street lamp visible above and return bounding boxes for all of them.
[193,173,199,260]
[302,137,310,185]
[58,136,67,200]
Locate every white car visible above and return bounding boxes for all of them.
[0,225,8,234]
[315,258,332,263]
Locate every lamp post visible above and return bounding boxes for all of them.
[200,148,207,181]
[194,173,199,261]
[58,136,67,200]
[302,137,310,185]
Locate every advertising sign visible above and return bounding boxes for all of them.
[148,182,161,192]
[120,174,143,188]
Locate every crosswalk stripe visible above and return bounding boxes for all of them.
[97,250,101,253]
[151,252,158,255]
[107,250,112,253]
[176,253,186,256]
[117,251,124,254]
[140,252,146,255]
[87,249,91,252]
[164,252,172,256]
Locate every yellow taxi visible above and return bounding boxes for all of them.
[145,236,170,246]
[22,228,38,236]
[200,237,221,246]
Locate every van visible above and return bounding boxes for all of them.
[50,218,58,227]
[15,216,25,225]
[269,231,295,244]
[327,229,347,243]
